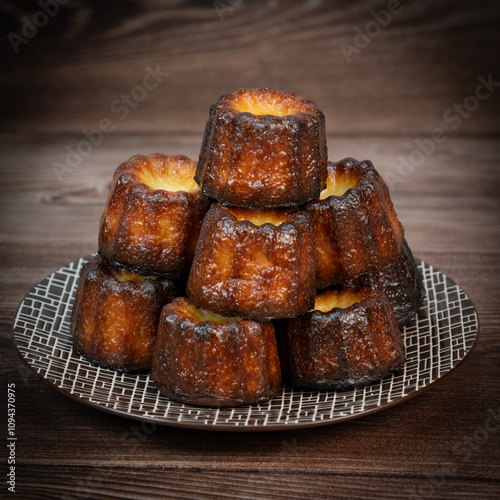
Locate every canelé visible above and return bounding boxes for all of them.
[186,204,317,321]
[307,157,404,289]
[195,87,327,208]
[71,255,177,371]
[99,153,210,277]
[151,297,281,407]
[278,288,405,389]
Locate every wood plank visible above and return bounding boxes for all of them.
[13,466,500,499]
[2,1,499,135]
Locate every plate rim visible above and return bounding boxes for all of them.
[11,257,480,432]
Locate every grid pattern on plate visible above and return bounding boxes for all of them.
[12,257,478,429]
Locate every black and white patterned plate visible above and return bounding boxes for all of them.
[11,256,479,431]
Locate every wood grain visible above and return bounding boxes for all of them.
[1,0,500,135]
[1,0,499,498]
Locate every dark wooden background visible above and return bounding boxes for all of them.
[1,1,499,498]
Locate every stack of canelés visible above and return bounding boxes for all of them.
[71,88,424,407]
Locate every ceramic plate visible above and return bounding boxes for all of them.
[12,256,479,431]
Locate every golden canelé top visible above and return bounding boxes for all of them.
[313,289,365,312]
[136,155,199,193]
[227,206,296,227]
[319,169,360,199]
[227,87,316,117]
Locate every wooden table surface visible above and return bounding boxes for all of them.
[1,1,499,498]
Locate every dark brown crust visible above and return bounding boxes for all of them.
[195,87,327,208]
[186,204,317,321]
[307,158,405,289]
[71,255,177,371]
[99,153,210,277]
[278,288,405,390]
[151,297,281,407]
[344,240,425,327]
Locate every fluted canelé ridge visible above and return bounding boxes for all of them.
[196,87,327,208]
[151,297,281,407]
[307,157,405,289]
[186,204,317,321]
[278,287,405,390]
[71,255,177,371]
[99,153,210,277]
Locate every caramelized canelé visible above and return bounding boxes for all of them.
[151,297,281,407]
[305,157,423,326]
[278,288,405,389]
[307,158,405,289]
[186,204,317,321]
[195,87,327,208]
[71,255,176,371]
[99,153,210,277]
